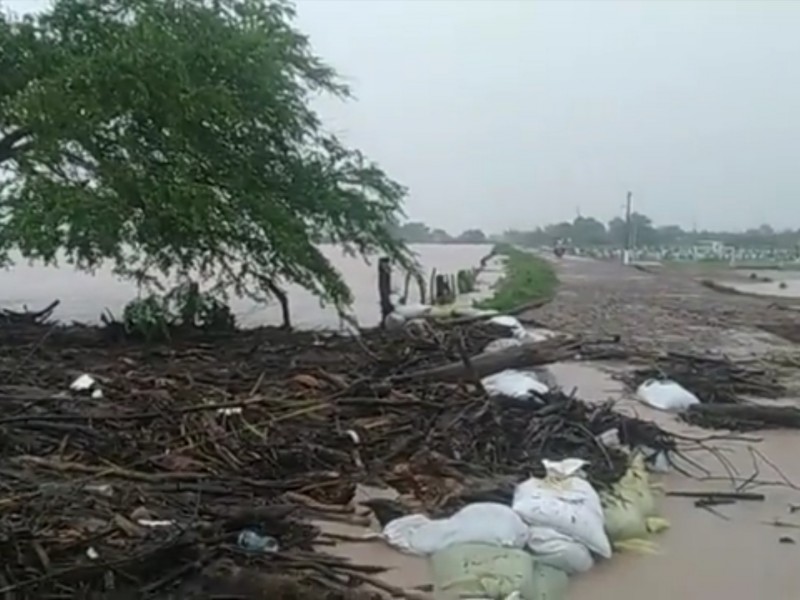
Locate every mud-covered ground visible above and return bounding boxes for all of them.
[529,256,800,357]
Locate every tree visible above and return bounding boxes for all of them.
[456,229,487,244]
[392,221,432,243]
[0,0,415,327]
[570,216,607,246]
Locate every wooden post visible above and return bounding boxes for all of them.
[378,257,393,326]
[434,274,454,305]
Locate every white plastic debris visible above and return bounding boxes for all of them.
[483,338,523,354]
[516,329,550,343]
[512,458,611,558]
[383,502,530,556]
[384,311,407,329]
[636,379,700,412]
[489,315,525,335]
[481,369,549,399]
[137,519,175,528]
[596,428,621,448]
[70,374,96,392]
[86,547,100,560]
[345,429,361,445]
[392,303,433,319]
[451,307,498,318]
[91,389,104,399]
[217,407,243,416]
[641,445,671,473]
[527,526,594,574]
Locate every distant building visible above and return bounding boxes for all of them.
[692,239,725,259]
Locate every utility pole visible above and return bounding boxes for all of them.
[623,191,632,264]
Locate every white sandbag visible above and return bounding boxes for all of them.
[481,369,549,399]
[484,338,523,354]
[489,315,525,334]
[636,379,700,412]
[512,459,611,558]
[383,503,530,556]
[527,527,594,574]
[393,303,433,319]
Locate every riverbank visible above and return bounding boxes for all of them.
[0,243,495,329]
[4,256,800,598]
[476,245,558,312]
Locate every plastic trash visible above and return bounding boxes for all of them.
[484,338,523,354]
[383,503,530,556]
[237,530,280,553]
[489,315,526,335]
[527,526,594,574]
[392,303,433,319]
[601,454,669,553]
[70,374,96,392]
[481,370,549,399]
[516,329,550,343]
[636,379,700,412]
[430,543,568,600]
[512,458,611,558]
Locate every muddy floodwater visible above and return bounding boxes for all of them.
[0,243,495,328]
[724,270,800,299]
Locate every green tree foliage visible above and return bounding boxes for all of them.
[455,229,487,244]
[504,213,800,251]
[0,0,415,317]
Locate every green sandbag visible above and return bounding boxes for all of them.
[430,543,568,600]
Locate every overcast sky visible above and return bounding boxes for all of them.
[7,0,800,233]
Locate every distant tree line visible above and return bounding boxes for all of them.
[390,221,490,244]
[500,214,800,250]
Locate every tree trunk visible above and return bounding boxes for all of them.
[266,281,291,329]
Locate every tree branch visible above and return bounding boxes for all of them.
[0,128,32,164]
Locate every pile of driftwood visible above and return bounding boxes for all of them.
[618,350,800,432]
[620,351,786,404]
[0,308,669,599]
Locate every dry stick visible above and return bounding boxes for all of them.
[666,491,766,501]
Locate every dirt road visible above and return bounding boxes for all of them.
[533,257,800,600]
[529,255,796,357]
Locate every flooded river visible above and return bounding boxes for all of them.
[0,244,495,329]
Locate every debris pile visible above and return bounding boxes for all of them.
[620,351,786,404]
[0,314,672,598]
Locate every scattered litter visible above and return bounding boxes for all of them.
[90,388,103,399]
[237,530,280,553]
[484,337,523,354]
[137,519,175,528]
[488,315,526,336]
[86,547,99,560]
[636,379,700,412]
[69,373,96,392]
[217,406,243,416]
[482,369,549,399]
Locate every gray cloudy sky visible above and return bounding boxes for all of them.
[7,0,800,233]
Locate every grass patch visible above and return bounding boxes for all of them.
[475,245,558,312]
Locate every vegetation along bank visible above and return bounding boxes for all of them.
[476,245,559,312]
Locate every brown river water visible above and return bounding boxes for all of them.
[0,244,495,329]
